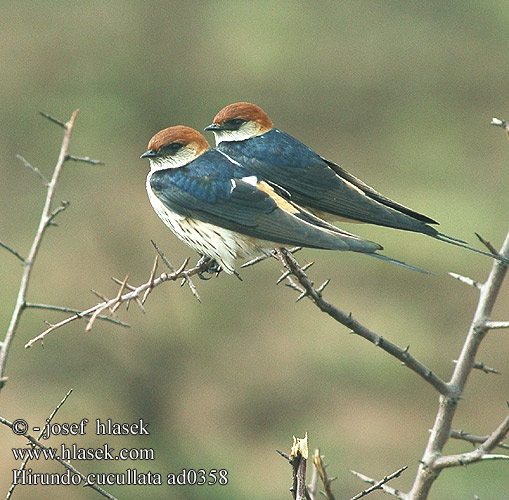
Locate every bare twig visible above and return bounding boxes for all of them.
[289,434,309,500]
[434,413,509,469]
[66,154,104,165]
[350,470,406,500]
[24,302,130,327]
[6,389,73,499]
[16,154,49,185]
[0,240,25,263]
[448,272,481,289]
[489,117,509,141]
[450,429,509,450]
[485,320,509,330]
[409,231,509,498]
[24,257,214,348]
[241,246,302,268]
[39,110,67,129]
[312,448,336,500]
[349,466,408,500]
[275,248,450,396]
[0,110,81,391]
[452,359,501,375]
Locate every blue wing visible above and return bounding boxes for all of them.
[149,149,383,253]
[218,129,439,233]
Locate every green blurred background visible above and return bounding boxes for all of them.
[1,1,508,498]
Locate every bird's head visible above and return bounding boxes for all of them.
[140,126,210,171]
[204,102,273,144]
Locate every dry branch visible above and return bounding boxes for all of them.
[0,110,83,390]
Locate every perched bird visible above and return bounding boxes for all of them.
[141,126,428,275]
[205,102,507,263]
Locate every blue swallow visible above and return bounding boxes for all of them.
[205,102,507,264]
[141,126,429,275]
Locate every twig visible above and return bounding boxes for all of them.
[448,272,481,289]
[6,389,73,499]
[489,117,509,141]
[485,320,509,330]
[24,302,130,327]
[39,111,67,129]
[276,248,450,396]
[0,110,80,391]
[409,231,509,498]
[0,240,25,263]
[349,466,407,500]
[312,448,336,500]
[475,232,499,256]
[24,257,214,348]
[450,430,509,450]
[289,434,309,500]
[434,413,509,469]
[452,359,501,375]
[350,470,406,500]
[15,154,49,186]
[151,240,201,301]
[66,154,104,165]
[241,246,302,268]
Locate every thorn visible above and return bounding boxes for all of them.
[111,276,136,291]
[39,111,67,129]
[448,272,482,289]
[474,232,499,256]
[301,261,314,272]
[276,270,291,284]
[66,155,104,165]
[316,279,330,294]
[176,257,190,275]
[276,449,290,461]
[91,289,109,302]
[16,154,49,186]
[295,290,309,303]
[151,240,175,271]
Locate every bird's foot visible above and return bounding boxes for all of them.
[196,256,223,280]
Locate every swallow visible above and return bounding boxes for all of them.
[205,102,507,263]
[141,126,430,275]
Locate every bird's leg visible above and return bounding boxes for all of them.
[196,255,223,280]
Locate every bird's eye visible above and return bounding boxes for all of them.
[224,118,246,130]
[164,142,184,154]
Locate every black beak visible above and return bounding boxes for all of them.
[140,150,158,159]
[204,123,222,132]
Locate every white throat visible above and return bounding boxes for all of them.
[212,121,263,145]
[148,146,199,172]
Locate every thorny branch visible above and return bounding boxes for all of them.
[24,254,215,349]
[274,228,508,499]
[275,248,450,396]
[0,110,101,390]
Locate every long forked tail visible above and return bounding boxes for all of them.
[368,252,433,274]
[435,232,509,264]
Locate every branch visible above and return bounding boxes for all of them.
[275,248,449,396]
[409,230,509,498]
[312,448,336,500]
[349,469,407,500]
[15,154,49,186]
[434,413,509,469]
[24,302,130,327]
[450,429,509,450]
[0,110,81,391]
[0,239,25,263]
[24,256,215,348]
[349,466,408,500]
